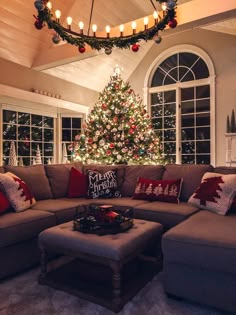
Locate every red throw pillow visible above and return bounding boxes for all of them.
[133,177,183,204]
[67,167,88,198]
[0,191,11,214]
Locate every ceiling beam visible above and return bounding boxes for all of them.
[32,0,236,71]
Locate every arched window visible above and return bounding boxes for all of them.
[145,46,215,164]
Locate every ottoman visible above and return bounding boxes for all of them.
[38,218,163,312]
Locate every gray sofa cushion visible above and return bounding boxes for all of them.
[0,209,56,248]
[45,163,83,198]
[214,166,236,174]
[4,165,53,200]
[162,210,236,274]
[84,197,150,208]
[134,202,199,229]
[32,198,90,224]
[121,165,165,197]
[162,164,213,201]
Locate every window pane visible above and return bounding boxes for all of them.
[62,129,72,141]
[44,129,54,142]
[151,68,166,87]
[32,127,42,141]
[163,75,176,86]
[72,130,81,139]
[181,101,194,114]
[164,90,176,103]
[164,142,176,154]
[182,128,194,140]
[3,124,17,140]
[3,110,17,124]
[196,127,210,140]
[43,117,54,128]
[44,143,54,156]
[32,115,43,126]
[168,68,178,82]
[32,143,42,155]
[192,59,209,79]
[72,118,81,129]
[181,88,194,101]
[164,129,176,141]
[182,141,195,154]
[182,155,195,164]
[151,105,162,117]
[160,54,177,73]
[182,114,194,127]
[164,103,176,116]
[3,141,11,155]
[18,142,30,156]
[196,99,210,112]
[196,155,210,164]
[196,141,210,153]
[62,118,71,128]
[164,116,175,129]
[18,113,30,125]
[196,113,210,126]
[179,52,198,68]
[18,126,30,140]
[179,68,194,82]
[196,85,210,99]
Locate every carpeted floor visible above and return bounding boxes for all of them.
[0,266,231,315]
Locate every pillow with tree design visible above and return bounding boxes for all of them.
[133,177,183,203]
[188,172,236,215]
[0,172,36,212]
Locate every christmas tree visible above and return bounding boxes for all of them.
[70,67,164,165]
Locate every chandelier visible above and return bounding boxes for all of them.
[33,0,177,54]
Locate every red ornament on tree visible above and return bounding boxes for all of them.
[78,47,86,53]
[113,116,118,123]
[106,150,111,155]
[88,138,93,144]
[109,143,115,149]
[168,19,178,29]
[131,44,140,52]
[102,103,107,110]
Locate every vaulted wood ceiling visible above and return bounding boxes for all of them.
[1,0,236,92]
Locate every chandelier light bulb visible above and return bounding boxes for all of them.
[131,21,137,34]
[105,25,111,38]
[92,24,97,36]
[55,10,61,21]
[153,11,158,24]
[162,2,167,16]
[144,17,149,30]
[119,24,124,36]
[78,21,84,34]
[67,16,72,29]
[46,1,52,10]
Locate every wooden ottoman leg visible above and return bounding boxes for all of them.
[38,246,48,284]
[110,261,122,312]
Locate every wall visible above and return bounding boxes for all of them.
[0,58,99,108]
[128,28,236,166]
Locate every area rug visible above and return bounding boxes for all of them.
[0,266,230,315]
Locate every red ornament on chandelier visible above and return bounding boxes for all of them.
[168,19,178,29]
[131,44,140,52]
[78,46,86,53]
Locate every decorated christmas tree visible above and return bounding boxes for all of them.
[70,67,165,165]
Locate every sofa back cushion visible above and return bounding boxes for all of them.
[4,165,53,200]
[45,163,83,198]
[214,166,236,175]
[162,164,213,201]
[83,164,126,190]
[121,165,165,197]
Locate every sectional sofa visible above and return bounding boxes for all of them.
[0,162,236,313]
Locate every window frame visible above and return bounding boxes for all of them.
[144,45,216,165]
